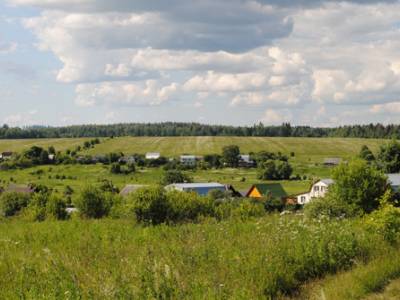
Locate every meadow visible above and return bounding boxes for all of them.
[0,136,388,163]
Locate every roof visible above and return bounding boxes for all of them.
[324,158,341,164]
[180,155,196,159]
[168,183,225,189]
[318,179,334,186]
[5,184,34,194]
[387,174,400,186]
[120,184,146,196]
[246,183,288,198]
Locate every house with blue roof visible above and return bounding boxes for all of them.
[165,182,227,196]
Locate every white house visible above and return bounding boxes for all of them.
[387,174,400,192]
[296,179,334,204]
[180,155,197,166]
[238,154,255,167]
[165,183,226,196]
[145,152,160,160]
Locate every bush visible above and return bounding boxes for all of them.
[46,195,68,220]
[304,196,361,219]
[258,160,293,180]
[161,170,192,185]
[166,191,213,223]
[0,192,30,217]
[129,186,169,225]
[75,185,111,219]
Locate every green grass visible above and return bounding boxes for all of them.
[84,136,387,163]
[0,216,392,299]
[0,164,312,199]
[0,138,89,153]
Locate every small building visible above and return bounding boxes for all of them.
[180,155,197,166]
[239,154,255,168]
[165,183,226,196]
[4,184,34,194]
[246,183,287,199]
[387,174,400,192]
[48,154,55,161]
[0,151,13,160]
[146,152,160,160]
[120,184,146,197]
[323,158,342,166]
[119,156,136,164]
[295,179,334,204]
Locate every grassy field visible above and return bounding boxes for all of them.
[0,164,312,198]
[84,136,387,163]
[0,136,388,163]
[0,216,395,299]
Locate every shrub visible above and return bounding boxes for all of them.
[0,192,31,217]
[75,185,111,219]
[166,191,213,223]
[129,186,169,225]
[161,170,192,185]
[46,195,68,220]
[304,196,361,219]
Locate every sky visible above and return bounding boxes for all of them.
[2,0,400,127]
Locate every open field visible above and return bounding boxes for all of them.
[0,136,388,163]
[84,136,388,163]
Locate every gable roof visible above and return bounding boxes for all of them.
[120,184,146,196]
[318,179,334,186]
[246,183,288,198]
[387,174,400,187]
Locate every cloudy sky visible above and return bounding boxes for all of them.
[1,0,400,127]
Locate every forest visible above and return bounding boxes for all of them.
[1,122,400,139]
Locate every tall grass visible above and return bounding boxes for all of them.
[0,215,394,299]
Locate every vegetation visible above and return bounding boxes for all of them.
[2,122,400,138]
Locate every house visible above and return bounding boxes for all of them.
[48,154,55,161]
[238,154,255,168]
[246,183,288,199]
[0,151,13,160]
[295,179,334,204]
[165,183,227,196]
[118,156,136,164]
[146,152,160,160]
[120,184,146,197]
[180,155,197,166]
[387,174,400,192]
[324,158,342,166]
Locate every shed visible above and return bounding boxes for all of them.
[146,152,161,160]
[180,155,197,166]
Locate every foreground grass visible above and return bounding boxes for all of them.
[0,215,394,299]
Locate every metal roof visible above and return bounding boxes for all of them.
[319,179,334,185]
[168,183,225,188]
[387,174,400,186]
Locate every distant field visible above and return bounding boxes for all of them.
[81,136,388,163]
[0,138,89,153]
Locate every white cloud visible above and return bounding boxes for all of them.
[0,41,17,54]
[260,109,292,125]
[370,102,400,114]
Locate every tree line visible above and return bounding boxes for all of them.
[1,122,400,139]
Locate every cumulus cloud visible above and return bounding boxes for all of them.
[9,0,400,125]
[0,41,17,54]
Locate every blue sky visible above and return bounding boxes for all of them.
[2,0,400,127]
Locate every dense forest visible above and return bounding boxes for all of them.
[0,122,399,139]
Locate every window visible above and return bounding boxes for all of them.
[301,196,306,203]
[314,186,320,192]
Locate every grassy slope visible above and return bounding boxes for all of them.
[85,137,387,162]
[0,138,89,153]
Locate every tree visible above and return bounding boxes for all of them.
[330,159,388,213]
[275,160,293,179]
[110,163,121,174]
[258,160,292,180]
[258,160,277,180]
[162,170,192,185]
[222,145,240,167]
[377,139,400,173]
[48,146,56,155]
[0,192,31,217]
[359,145,375,162]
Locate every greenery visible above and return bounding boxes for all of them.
[74,185,111,219]
[0,192,30,217]
[258,159,293,180]
[161,170,192,185]
[2,122,400,138]
[222,145,240,167]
